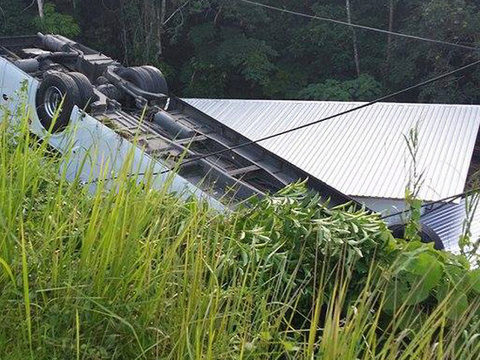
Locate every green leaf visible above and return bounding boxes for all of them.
[406,253,442,285]
[282,340,300,352]
[0,257,16,287]
[384,279,409,312]
[447,292,469,320]
[259,331,272,341]
[394,252,444,305]
[469,269,480,294]
[403,283,429,306]
[435,281,449,303]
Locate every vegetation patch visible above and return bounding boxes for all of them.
[0,112,479,359]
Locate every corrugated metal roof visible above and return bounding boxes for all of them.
[185,99,480,201]
[422,196,480,253]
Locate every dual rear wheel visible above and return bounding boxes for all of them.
[35,71,94,132]
[36,65,168,132]
[117,66,168,95]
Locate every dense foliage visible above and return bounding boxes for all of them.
[2,0,480,102]
[0,105,479,359]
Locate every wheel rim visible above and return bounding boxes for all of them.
[44,86,63,118]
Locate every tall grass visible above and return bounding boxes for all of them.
[0,107,479,359]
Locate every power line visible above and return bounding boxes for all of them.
[163,0,191,26]
[237,0,480,52]
[380,187,480,220]
[149,59,480,176]
[83,1,480,189]
[86,58,480,185]
[235,0,480,223]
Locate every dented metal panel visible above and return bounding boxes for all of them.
[422,198,480,254]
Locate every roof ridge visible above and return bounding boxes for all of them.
[184,98,480,108]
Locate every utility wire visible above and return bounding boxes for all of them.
[234,0,480,222]
[163,0,191,26]
[79,1,480,228]
[237,0,480,52]
[380,187,480,220]
[84,1,480,186]
[86,58,480,185]
[149,59,480,177]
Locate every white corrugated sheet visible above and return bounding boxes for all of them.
[422,197,480,253]
[185,99,480,201]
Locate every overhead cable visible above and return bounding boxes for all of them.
[148,59,480,177]
[86,58,480,185]
[380,187,480,220]
[163,0,191,26]
[237,0,480,52]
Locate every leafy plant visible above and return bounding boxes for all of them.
[33,3,80,39]
[403,124,424,242]
[298,74,383,101]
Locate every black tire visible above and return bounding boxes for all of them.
[140,65,168,95]
[95,76,110,86]
[97,84,123,101]
[36,72,81,132]
[388,223,444,250]
[117,66,154,92]
[95,76,110,85]
[67,72,95,110]
[134,67,157,92]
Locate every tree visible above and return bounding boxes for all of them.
[37,0,44,18]
[298,74,382,101]
[389,0,480,103]
[33,3,80,38]
[4,0,480,103]
[0,0,36,36]
[385,0,396,73]
[345,0,360,76]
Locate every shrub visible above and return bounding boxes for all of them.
[33,3,80,39]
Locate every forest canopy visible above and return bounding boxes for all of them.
[1,0,480,103]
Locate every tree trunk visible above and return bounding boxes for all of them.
[346,0,360,77]
[37,0,44,18]
[119,0,129,64]
[144,1,151,62]
[386,0,395,72]
[156,0,167,59]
